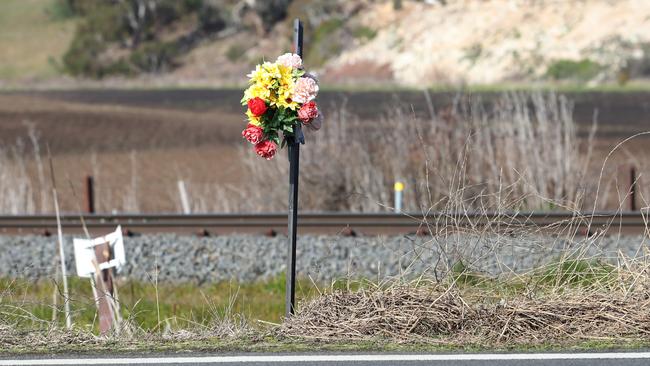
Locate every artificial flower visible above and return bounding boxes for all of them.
[242,124,264,144]
[255,140,277,160]
[292,77,319,104]
[298,101,318,123]
[248,97,268,116]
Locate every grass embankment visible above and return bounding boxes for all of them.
[0,274,323,331]
[0,0,76,81]
[3,259,650,353]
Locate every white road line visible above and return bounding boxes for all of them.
[2,353,650,365]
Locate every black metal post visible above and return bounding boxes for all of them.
[286,19,303,318]
[85,175,95,214]
[630,166,637,211]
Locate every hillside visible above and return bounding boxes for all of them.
[324,0,650,86]
[1,0,649,88]
[0,0,76,83]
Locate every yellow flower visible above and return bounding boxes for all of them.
[243,83,271,101]
[267,63,296,109]
[276,98,299,110]
[275,85,298,110]
[246,109,262,126]
[243,61,299,111]
[248,64,271,86]
[262,62,281,79]
[278,64,293,84]
[248,62,281,88]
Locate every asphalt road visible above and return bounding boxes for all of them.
[3,353,650,366]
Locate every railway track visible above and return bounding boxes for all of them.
[0,212,646,236]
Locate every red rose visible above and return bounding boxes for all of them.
[248,97,268,116]
[298,101,318,123]
[254,140,277,160]
[242,124,264,144]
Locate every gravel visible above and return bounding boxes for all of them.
[0,233,646,283]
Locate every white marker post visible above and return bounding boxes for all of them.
[73,226,125,335]
[394,181,404,213]
[177,180,191,214]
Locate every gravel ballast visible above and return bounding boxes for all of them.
[0,233,645,283]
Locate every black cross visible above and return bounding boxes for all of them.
[286,18,303,318]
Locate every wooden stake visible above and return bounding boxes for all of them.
[47,144,72,329]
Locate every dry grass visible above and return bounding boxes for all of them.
[0,91,646,213]
[0,94,243,213]
[279,258,650,345]
[273,112,650,346]
[216,91,600,212]
[3,89,650,349]
[0,321,254,353]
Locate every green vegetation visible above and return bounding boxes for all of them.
[536,259,616,288]
[546,59,603,82]
[451,259,619,293]
[58,0,296,78]
[0,274,320,332]
[352,25,377,41]
[0,0,76,80]
[0,259,623,333]
[61,0,211,78]
[226,44,248,62]
[306,18,345,67]
[46,0,77,21]
[462,42,484,65]
[2,257,650,353]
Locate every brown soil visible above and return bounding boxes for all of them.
[0,93,246,213]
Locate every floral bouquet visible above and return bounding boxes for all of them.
[240,53,321,160]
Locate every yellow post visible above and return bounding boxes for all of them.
[394,181,404,213]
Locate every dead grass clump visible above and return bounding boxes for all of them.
[0,319,251,352]
[280,284,650,345]
[282,285,468,340]
[0,323,18,346]
[474,292,650,344]
[0,324,100,350]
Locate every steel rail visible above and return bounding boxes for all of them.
[0,212,645,236]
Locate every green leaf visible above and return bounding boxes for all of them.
[292,69,305,79]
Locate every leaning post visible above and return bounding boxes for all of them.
[286,18,303,318]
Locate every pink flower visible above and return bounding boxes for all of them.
[276,53,302,69]
[298,101,319,123]
[292,77,319,104]
[242,124,264,144]
[255,140,277,160]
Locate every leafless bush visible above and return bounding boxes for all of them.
[0,91,613,214]
[0,139,37,214]
[204,92,596,213]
